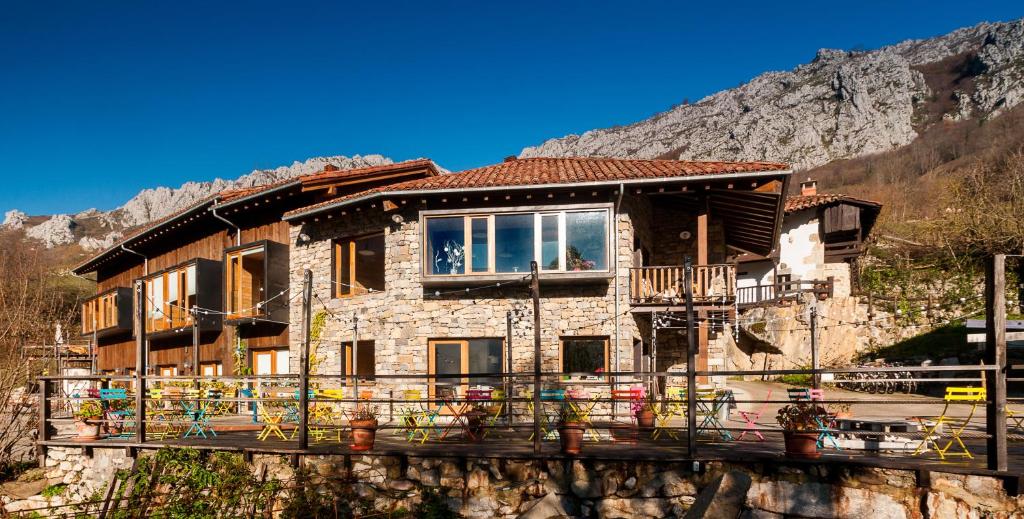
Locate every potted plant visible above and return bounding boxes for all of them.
[636,391,657,429]
[349,406,379,451]
[73,400,104,441]
[776,402,827,458]
[557,405,586,455]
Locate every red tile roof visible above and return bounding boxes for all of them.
[784,194,882,213]
[285,157,790,219]
[299,158,438,185]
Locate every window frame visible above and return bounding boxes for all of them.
[559,336,610,382]
[420,203,612,279]
[142,263,196,333]
[332,232,386,298]
[427,338,506,399]
[340,340,376,385]
[224,243,268,320]
[251,348,290,375]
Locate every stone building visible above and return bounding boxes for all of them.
[735,179,881,304]
[282,157,791,397]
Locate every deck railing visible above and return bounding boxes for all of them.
[628,264,735,305]
[32,361,1018,474]
[735,277,834,308]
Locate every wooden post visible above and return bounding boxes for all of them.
[353,312,360,402]
[684,257,698,457]
[134,280,147,443]
[506,310,513,427]
[37,378,50,467]
[810,305,819,389]
[985,254,1007,471]
[298,270,312,450]
[531,261,542,455]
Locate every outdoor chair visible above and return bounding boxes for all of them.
[1008,407,1024,434]
[610,387,644,443]
[145,388,179,439]
[482,389,507,438]
[566,388,600,441]
[526,389,565,441]
[696,387,733,441]
[737,389,772,441]
[912,386,986,460]
[653,387,687,440]
[100,388,134,438]
[256,402,287,441]
[401,389,438,443]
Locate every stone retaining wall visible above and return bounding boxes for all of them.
[6,447,1023,517]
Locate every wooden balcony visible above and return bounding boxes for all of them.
[81,287,132,338]
[628,264,735,307]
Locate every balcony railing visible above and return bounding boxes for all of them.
[735,278,834,309]
[628,264,735,305]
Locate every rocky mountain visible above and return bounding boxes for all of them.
[5,154,393,250]
[520,19,1024,170]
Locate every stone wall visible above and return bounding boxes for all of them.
[287,194,729,396]
[8,447,1023,518]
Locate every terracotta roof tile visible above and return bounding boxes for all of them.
[784,194,882,213]
[285,157,789,219]
[298,158,437,184]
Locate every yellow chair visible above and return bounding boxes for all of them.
[913,386,986,460]
[653,387,687,440]
[256,402,287,441]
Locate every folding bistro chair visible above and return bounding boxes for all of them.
[482,389,506,438]
[913,386,986,460]
[100,388,133,438]
[610,387,644,443]
[527,389,565,441]
[256,402,287,441]
[653,387,687,440]
[319,388,348,441]
[1008,406,1024,433]
[566,388,600,441]
[737,389,773,441]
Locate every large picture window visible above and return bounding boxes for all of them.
[561,337,609,379]
[334,233,385,297]
[423,207,609,276]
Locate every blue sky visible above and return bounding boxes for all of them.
[0,1,1020,215]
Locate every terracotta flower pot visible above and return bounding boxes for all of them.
[74,420,101,441]
[350,419,378,451]
[783,431,820,459]
[636,408,656,429]
[559,423,585,455]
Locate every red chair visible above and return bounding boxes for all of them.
[737,390,772,441]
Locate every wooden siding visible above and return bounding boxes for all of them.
[93,218,291,373]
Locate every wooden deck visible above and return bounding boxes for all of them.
[40,427,1024,481]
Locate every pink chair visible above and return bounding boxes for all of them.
[737,390,772,441]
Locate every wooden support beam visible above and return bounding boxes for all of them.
[985,254,1007,472]
[697,207,708,266]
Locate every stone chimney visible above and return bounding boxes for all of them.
[323,164,340,172]
[800,178,818,196]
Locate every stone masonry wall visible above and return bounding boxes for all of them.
[8,447,1023,518]
[286,195,728,397]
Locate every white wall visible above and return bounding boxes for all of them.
[777,209,823,280]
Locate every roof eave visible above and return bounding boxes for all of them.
[211,179,303,210]
[71,198,218,275]
[284,168,793,221]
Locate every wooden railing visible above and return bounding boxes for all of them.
[628,264,735,305]
[735,277,834,308]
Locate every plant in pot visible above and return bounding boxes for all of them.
[776,402,827,459]
[73,400,104,441]
[557,405,586,455]
[349,406,379,451]
[636,391,657,429]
